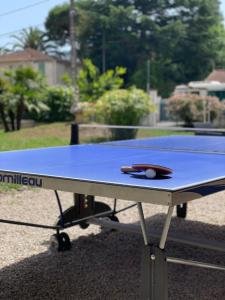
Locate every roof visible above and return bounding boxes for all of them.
[189,81,225,91]
[0,48,54,63]
[205,69,225,83]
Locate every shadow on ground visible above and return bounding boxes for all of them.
[0,214,225,300]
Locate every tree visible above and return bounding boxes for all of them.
[0,66,48,131]
[45,2,141,79]
[45,3,70,46]
[11,26,57,55]
[45,0,225,96]
[77,59,126,102]
[0,77,11,132]
[0,46,10,55]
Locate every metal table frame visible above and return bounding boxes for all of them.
[136,203,225,300]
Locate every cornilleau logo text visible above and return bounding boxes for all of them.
[0,174,42,187]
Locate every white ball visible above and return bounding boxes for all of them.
[145,168,156,178]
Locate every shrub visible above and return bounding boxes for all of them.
[32,86,74,122]
[77,59,126,103]
[167,94,223,126]
[95,88,154,139]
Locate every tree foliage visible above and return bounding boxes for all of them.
[45,0,225,96]
[95,87,154,139]
[11,26,57,56]
[31,86,74,122]
[0,47,10,55]
[0,66,47,131]
[77,59,126,102]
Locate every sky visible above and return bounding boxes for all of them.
[221,0,225,21]
[0,0,225,49]
[0,0,65,48]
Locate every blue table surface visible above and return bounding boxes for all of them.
[0,135,225,192]
[104,135,225,153]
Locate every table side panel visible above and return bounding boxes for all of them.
[172,178,225,205]
[0,170,172,205]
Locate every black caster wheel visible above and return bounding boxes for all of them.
[176,203,187,218]
[50,232,71,252]
[109,215,119,223]
[79,221,90,229]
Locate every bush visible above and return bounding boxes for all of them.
[31,86,74,122]
[95,88,154,139]
[77,59,126,103]
[167,94,224,126]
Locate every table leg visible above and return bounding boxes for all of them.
[138,203,174,300]
[141,245,168,300]
[141,244,153,299]
[154,247,168,300]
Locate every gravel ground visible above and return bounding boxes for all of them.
[0,188,225,300]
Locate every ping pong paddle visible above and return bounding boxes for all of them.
[121,164,172,178]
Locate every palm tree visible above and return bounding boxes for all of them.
[0,46,10,55]
[11,26,57,55]
[0,66,48,131]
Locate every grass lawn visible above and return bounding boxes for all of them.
[0,122,71,152]
[0,122,71,191]
[137,129,193,138]
[0,122,193,191]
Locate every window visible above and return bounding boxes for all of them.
[38,62,45,75]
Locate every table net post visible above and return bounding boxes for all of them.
[70,123,79,145]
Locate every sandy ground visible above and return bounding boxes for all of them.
[0,188,225,300]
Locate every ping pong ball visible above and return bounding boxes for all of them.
[145,169,156,178]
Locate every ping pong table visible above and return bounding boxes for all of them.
[0,134,225,299]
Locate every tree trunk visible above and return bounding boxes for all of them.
[16,97,24,130]
[8,110,15,131]
[0,103,10,132]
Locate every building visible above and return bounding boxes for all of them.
[0,48,71,85]
[174,81,225,100]
[205,69,225,83]
[172,70,225,125]
[173,69,225,100]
